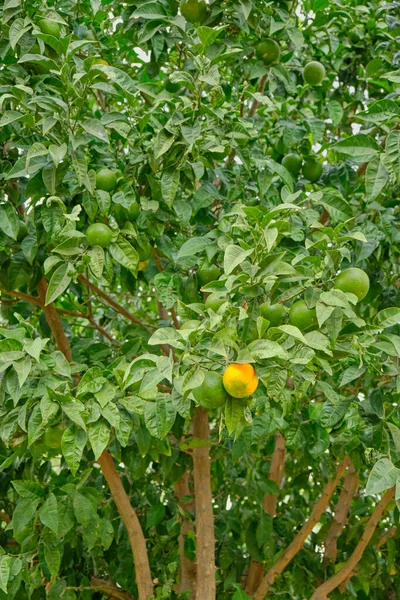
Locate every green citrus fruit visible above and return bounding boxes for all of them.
[255,39,281,65]
[96,168,117,192]
[289,300,317,331]
[193,371,228,409]
[86,223,113,248]
[180,0,207,23]
[303,61,326,85]
[334,267,370,302]
[165,77,181,93]
[302,159,322,182]
[282,153,303,175]
[181,319,201,330]
[44,425,65,449]
[38,18,61,38]
[94,58,109,66]
[197,265,221,287]
[205,293,227,312]
[260,303,286,326]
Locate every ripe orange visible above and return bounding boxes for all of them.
[223,363,258,399]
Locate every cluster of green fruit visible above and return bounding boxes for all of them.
[193,364,258,410]
[281,154,323,182]
[256,38,325,84]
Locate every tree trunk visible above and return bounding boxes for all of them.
[309,487,395,600]
[253,457,350,600]
[245,433,286,595]
[38,277,154,600]
[175,471,196,597]
[192,407,215,600]
[324,461,358,562]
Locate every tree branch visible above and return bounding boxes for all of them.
[0,287,42,307]
[192,407,215,599]
[253,457,350,600]
[56,307,117,343]
[90,577,135,600]
[377,525,397,550]
[175,471,196,597]
[309,486,395,600]
[324,461,358,562]
[38,277,154,600]
[78,275,156,330]
[245,433,286,595]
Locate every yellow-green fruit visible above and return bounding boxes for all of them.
[197,265,221,287]
[282,153,302,175]
[193,371,228,409]
[255,39,280,65]
[260,303,286,326]
[180,0,207,23]
[303,61,326,85]
[302,159,322,182]
[334,268,370,302]
[44,425,65,449]
[96,168,117,192]
[289,300,317,331]
[205,293,227,312]
[86,223,113,248]
[39,18,61,38]
[94,58,109,66]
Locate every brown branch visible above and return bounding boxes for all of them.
[175,471,196,597]
[309,487,395,600]
[171,307,180,329]
[248,74,268,118]
[56,307,117,343]
[377,526,397,550]
[0,512,11,524]
[246,433,286,595]
[324,461,358,562]
[78,275,156,330]
[90,577,135,600]
[253,457,350,600]
[39,277,154,600]
[192,407,215,599]
[0,287,42,307]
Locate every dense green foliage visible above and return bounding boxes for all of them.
[0,0,400,599]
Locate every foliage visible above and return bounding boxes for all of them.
[0,0,399,598]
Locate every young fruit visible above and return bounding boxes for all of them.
[205,293,227,312]
[96,168,117,192]
[255,39,280,65]
[302,159,322,182]
[180,0,207,23]
[94,58,109,66]
[334,268,370,302]
[197,265,221,287]
[260,303,286,326]
[282,153,303,175]
[223,363,258,399]
[86,223,113,248]
[193,371,228,409]
[165,76,181,93]
[38,18,61,38]
[303,61,326,85]
[289,300,317,331]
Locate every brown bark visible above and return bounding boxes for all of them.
[38,277,154,600]
[97,452,154,600]
[253,457,350,600]
[78,275,155,330]
[0,287,42,307]
[90,577,135,600]
[245,433,286,595]
[309,487,395,600]
[192,407,215,599]
[175,471,196,597]
[377,526,397,549]
[248,74,269,118]
[324,461,359,562]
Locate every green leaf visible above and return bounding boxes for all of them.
[384,130,400,182]
[366,156,389,200]
[233,587,251,600]
[365,458,399,495]
[39,493,59,534]
[144,395,176,439]
[0,110,24,126]
[373,308,400,329]
[177,236,214,260]
[320,395,350,428]
[266,158,294,191]
[224,244,254,275]
[88,419,110,459]
[92,65,136,97]
[9,18,31,49]
[61,426,87,476]
[357,100,400,122]
[0,203,19,240]
[109,238,139,274]
[131,2,167,18]
[45,263,72,305]
[247,339,288,360]
[81,118,109,143]
[0,556,11,594]
[161,169,180,208]
[333,134,381,161]
[44,544,61,577]
[225,398,244,435]
[148,327,185,349]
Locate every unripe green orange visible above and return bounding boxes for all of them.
[334,268,370,302]
[96,168,117,192]
[193,371,228,409]
[256,39,280,65]
[302,159,322,182]
[260,303,286,326]
[282,153,303,175]
[289,300,317,331]
[303,61,326,85]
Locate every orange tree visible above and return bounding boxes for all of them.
[0,0,400,599]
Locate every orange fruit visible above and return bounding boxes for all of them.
[334,267,370,302]
[303,61,326,85]
[223,363,258,399]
